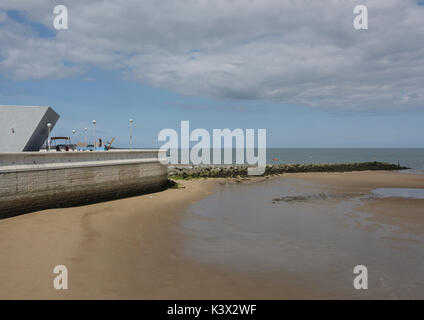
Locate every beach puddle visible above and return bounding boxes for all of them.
[371,188,424,199]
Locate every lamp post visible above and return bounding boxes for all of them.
[92,120,96,149]
[84,128,88,144]
[72,130,76,148]
[129,118,134,149]
[47,123,52,151]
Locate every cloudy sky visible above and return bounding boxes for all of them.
[0,0,423,147]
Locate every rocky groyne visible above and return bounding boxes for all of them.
[169,162,408,179]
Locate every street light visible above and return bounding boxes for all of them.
[72,130,76,148]
[47,123,52,151]
[84,128,88,144]
[92,120,97,149]
[129,118,134,149]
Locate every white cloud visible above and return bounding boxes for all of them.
[0,0,423,109]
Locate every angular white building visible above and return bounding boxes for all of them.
[0,105,60,152]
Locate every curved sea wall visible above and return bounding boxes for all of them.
[169,162,407,179]
[0,150,168,218]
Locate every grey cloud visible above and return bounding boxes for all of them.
[0,0,423,110]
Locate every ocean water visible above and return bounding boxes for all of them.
[371,188,424,199]
[266,148,424,171]
[163,148,424,171]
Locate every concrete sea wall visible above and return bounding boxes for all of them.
[0,150,168,218]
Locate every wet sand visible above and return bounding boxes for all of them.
[0,178,309,299]
[0,179,218,299]
[0,171,423,299]
[283,171,424,236]
[181,171,424,299]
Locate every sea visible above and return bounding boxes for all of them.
[158,148,424,172]
[266,148,424,171]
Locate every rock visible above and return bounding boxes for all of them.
[167,162,408,179]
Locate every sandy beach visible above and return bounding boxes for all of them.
[0,171,423,299]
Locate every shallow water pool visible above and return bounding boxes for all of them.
[372,188,424,199]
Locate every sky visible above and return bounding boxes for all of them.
[0,0,423,148]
